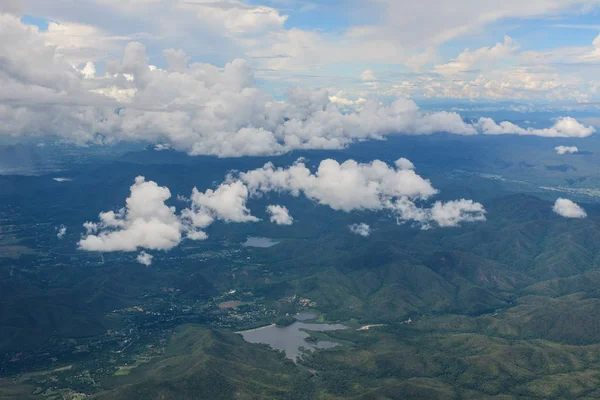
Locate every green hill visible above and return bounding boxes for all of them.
[93,325,313,400]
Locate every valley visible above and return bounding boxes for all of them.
[2,136,600,399]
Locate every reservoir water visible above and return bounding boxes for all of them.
[242,237,280,248]
[238,314,348,361]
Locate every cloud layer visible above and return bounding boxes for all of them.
[478,117,594,138]
[0,12,595,158]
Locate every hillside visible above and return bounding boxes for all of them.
[94,325,314,400]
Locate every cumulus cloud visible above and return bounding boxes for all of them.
[154,144,172,151]
[395,157,415,170]
[240,158,486,228]
[0,15,591,157]
[360,69,377,81]
[0,21,473,155]
[328,94,366,109]
[180,180,258,239]
[56,225,67,239]
[392,197,486,229]
[349,223,371,237]
[553,198,587,218]
[77,157,487,253]
[430,199,487,227]
[266,205,293,225]
[478,117,595,138]
[78,176,183,252]
[81,62,97,79]
[136,251,153,266]
[189,181,257,223]
[78,175,262,252]
[555,145,579,154]
[240,158,438,212]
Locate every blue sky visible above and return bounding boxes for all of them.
[21,14,50,30]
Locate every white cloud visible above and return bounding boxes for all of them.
[242,157,484,229]
[81,62,96,79]
[154,144,172,151]
[78,175,263,251]
[181,1,287,35]
[430,199,487,227]
[555,145,579,154]
[77,157,487,254]
[248,27,411,72]
[395,157,415,170]
[240,158,438,212]
[478,117,595,137]
[405,48,438,72]
[247,0,600,74]
[266,205,294,225]
[392,196,486,229]
[136,251,153,266]
[2,16,593,156]
[433,36,518,78]
[0,14,84,97]
[26,0,287,62]
[83,221,98,235]
[20,0,600,73]
[42,21,130,66]
[6,0,600,108]
[521,32,600,66]
[79,176,183,252]
[369,0,599,49]
[240,158,486,228]
[553,198,587,218]
[412,65,590,102]
[56,225,67,239]
[349,223,371,237]
[405,33,600,102]
[328,94,366,109]
[360,69,376,81]
[180,180,259,239]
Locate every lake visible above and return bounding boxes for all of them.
[242,237,280,248]
[238,314,348,361]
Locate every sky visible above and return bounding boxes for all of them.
[14,0,600,101]
[1,0,600,157]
